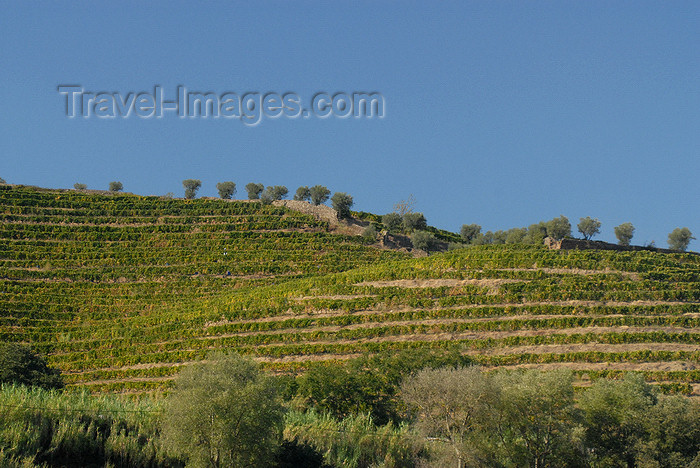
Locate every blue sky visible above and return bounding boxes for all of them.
[1,1,698,248]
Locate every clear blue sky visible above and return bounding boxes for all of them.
[1,1,698,248]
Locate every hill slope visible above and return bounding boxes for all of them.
[2,185,699,395]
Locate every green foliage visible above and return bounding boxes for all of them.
[0,385,177,467]
[362,224,377,241]
[494,369,583,467]
[578,373,658,466]
[295,349,470,427]
[73,183,87,190]
[0,343,63,390]
[505,227,527,244]
[410,230,435,252]
[402,366,495,467]
[615,222,635,246]
[0,178,5,184]
[182,179,202,199]
[264,185,289,201]
[382,213,403,233]
[668,227,695,251]
[523,221,548,245]
[403,367,584,467]
[245,182,264,200]
[284,410,421,468]
[460,224,481,243]
[331,192,353,219]
[108,181,123,192]
[577,216,601,240]
[402,212,427,232]
[309,185,330,206]
[294,186,311,202]
[215,181,236,199]
[161,353,284,468]
[547,215,571,241]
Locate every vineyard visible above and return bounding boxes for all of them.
[1,185,699,395]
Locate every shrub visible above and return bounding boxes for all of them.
[331,192,353,219]
[614,222,635,246]
[216,181,236,199]
[182,179,202,199]
[108,181,123,192]
[73,183,87,190]
[411,230,435,251]
[578,217,602,240]
[668,227,695,252]
[362,224,378,241]
[382,213,402,233]
[309,185,330,206]
[460,224,481,243]
[245,182,264,200]
[402,212,427,232]
[294,186,311,202]
[0,343,63,390]
[546,215,571,241]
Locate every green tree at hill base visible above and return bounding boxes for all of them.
[161,353,284,468]
[0,343,63,390]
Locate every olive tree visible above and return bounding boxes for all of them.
[382,213,403,233]
[546,215,571,241]
[460,224,481,244]
[402,212,427,232]
[523,221,548,245]
[73,183,87,190]
[0,343,63,390]
[402,366,496,468]
[294,186,311,202]
[245,182,264,200]
[216,181,236,199]
[578,216,602,240]
[309,185,330,205]
[668,227,695,252]
[505,227,527,244]
[161,353,284,468]
[182,179,202,199]
[411,230,435,252]
[492,369,583,467]
[331,192,353,219]
[614,222,635,246]
[108,181,123,192]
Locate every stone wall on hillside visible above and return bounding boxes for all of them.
[273,199,339,225]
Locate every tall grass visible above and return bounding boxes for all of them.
[0,384,181,467]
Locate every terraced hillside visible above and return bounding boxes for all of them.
[2,185,699,396]
[0,185,405,390]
